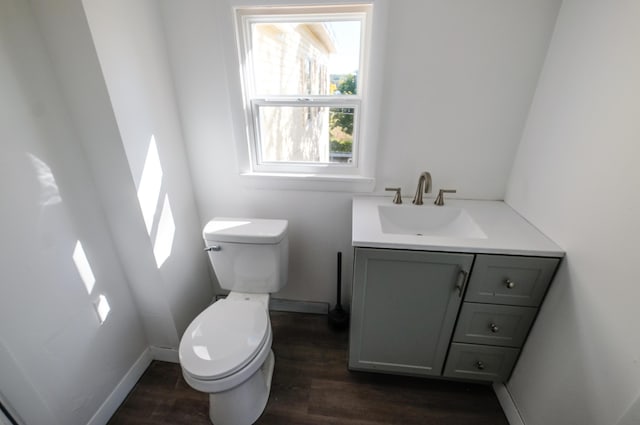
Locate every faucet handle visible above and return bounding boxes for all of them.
[434,189,456,206]
[385,187,403,204]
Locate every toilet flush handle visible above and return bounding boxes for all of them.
[204,245,221,252]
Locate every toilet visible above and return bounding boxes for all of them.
[179,217,288,425]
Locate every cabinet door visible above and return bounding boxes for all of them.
[349,248,474,377]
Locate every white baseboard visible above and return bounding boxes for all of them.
[87,348,153,425]
[215,294,330,315]
[150,346,179,363]
[493,383,525,425]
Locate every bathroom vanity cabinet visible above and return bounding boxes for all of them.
[348,247,560,382]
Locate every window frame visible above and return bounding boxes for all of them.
[235,5,372,177]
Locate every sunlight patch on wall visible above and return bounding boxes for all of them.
[135,135,177,269]
[72,241,96,294]
[93,294,111,324]
[137,136,163,235]
[153,194,175,268]
[72,241,112,325]
[27,153,61,206]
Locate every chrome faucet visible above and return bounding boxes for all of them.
[412,172,432,205]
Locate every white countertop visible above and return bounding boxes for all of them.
[352,196,564,257]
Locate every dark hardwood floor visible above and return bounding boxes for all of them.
[108,312,509,424]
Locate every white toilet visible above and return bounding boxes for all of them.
[179,217,288,425]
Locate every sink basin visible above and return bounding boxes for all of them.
[352,196,565,255]
[378,205,487,239]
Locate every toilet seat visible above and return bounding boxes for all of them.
[179,299,270,381]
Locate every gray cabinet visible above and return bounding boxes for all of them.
[349,248,474,376]
[350,250,560,382]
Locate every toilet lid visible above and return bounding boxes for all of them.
[203,217,288,244]
[179,300,269,380]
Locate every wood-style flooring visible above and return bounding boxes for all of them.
[108,312,509,424]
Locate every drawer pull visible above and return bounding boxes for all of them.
[505,279,516,289]
[455,269,469,298]
[489,323,500,333]
[475,361,485,370]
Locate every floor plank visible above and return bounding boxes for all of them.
[108,312,509,424]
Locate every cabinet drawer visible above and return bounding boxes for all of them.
[465,255,559,307]
[453,303,537,348]
[443,343,519,382]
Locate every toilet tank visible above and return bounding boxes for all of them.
[203,218,288,293]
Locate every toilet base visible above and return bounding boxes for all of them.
[208,349,275,425]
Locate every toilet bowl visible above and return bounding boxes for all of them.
[179,294,274,424]
[179,218,288,425]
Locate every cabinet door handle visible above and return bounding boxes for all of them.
[489,323,500,333]
[455,269,469,298]
[505,279,515,289]
[475,361,485,370]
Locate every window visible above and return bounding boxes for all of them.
[235,5,371,177]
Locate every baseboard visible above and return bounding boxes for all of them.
[215,294,330,315]
[87,348,153,425]
[269,298,329,315]
[493,383,525,425]
[149,346,179,363]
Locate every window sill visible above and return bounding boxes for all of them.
[239,172,375,192]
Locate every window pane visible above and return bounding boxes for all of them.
[257,105,354,164]
[329,107,354,163]
[251,21,361,96]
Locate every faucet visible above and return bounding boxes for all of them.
[412,172,432,205]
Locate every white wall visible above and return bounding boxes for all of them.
[160,0,561,306]
[83,0,213,340]
[28,0,184,352]
[0,0,147,423]
[377,0,561,199]
[504,1,640,424]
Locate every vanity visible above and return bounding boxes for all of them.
[349,196,564,383]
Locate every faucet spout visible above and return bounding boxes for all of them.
[412,172,432,205]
